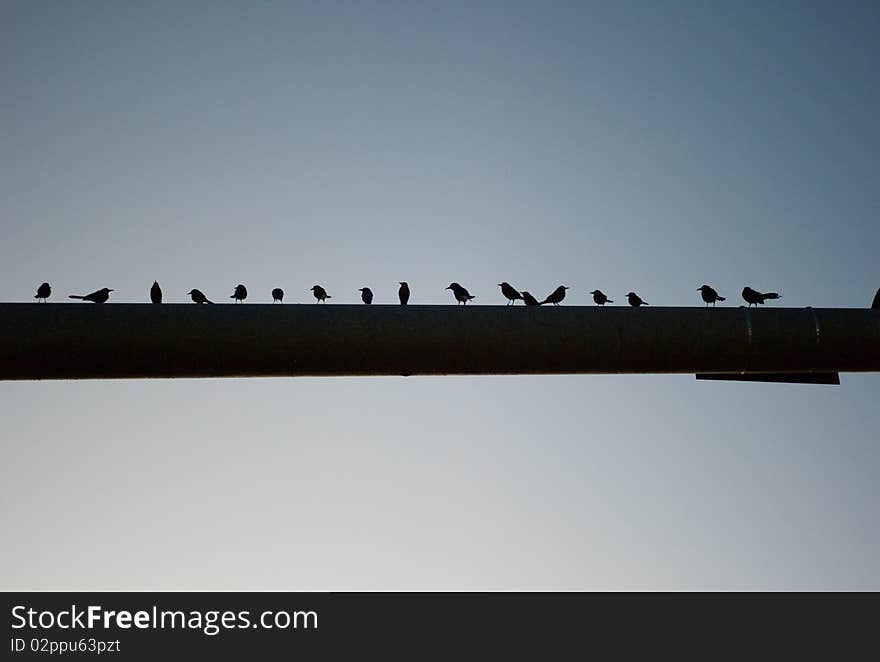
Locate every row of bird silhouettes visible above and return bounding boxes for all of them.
[33,281,784,308]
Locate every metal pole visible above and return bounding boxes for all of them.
[1,304,878,381]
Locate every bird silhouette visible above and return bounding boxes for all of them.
[398,282,410,305]
[521,291,542,306]
[188,289,213,304]
[69,288,113,304]
[542,285,569,306]
[230,284,247,303]
[150,281,162,304]
[311,285,330,303]
[446,283,475,305]
[272,288,284,303]
[359,287,374,304]
[498,282,523,305]
[34,282,51,302]
[873,288,880,309]
[590,289,613,306]
[627,292,647,307]
[742,286,780,307]
[698,285,725,307]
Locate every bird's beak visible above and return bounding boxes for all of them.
[445,286,451,289]
[109,289,114,292]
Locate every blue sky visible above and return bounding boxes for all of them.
[1,1,878,589]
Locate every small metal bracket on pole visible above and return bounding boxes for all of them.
[695,372,840,385]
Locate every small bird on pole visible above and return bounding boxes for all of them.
[627,292,647,307]
[151,281,162,304]
[446,282,475,305]
[34,282,51,303]
[188,289,213,304]
[311,285,330,303]
[498,282,523,305]
[272,288,284,303]
[398,282,410,305]
[742,286,781,308]
[69,288,113,304]
[231,284,247,303]
[590,289,613,306]
[698,285,725,307]
[521,291,542,306]
[542,285,569,306]
[359,287,374,304]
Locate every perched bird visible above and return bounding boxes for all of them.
[272,288,284,303]
[34,282,51,302]
[590,289,613,306]
[542,285,569,306]
[521,291,542,306]
[446,282,475,305]
[311,285,330,303]
[498,282,523,305]
[359,287,374,304]
[873,288,880,310]
[627,292,648,307]
[742,286,781,308]
[150,281,162,304]
[398,282,410,305]
[69,288,113,304]
[230,284,247,303]
[698,285,725,307]
[188,289,213,304]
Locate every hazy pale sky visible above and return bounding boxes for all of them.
[2,1,878,589]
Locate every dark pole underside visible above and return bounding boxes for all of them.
[1,304,878,380]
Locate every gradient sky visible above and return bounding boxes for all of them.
[2,1,879,589]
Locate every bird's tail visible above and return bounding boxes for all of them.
[717,296,726,301]
[607,299,614,303]
[206,299,214,304]
[326,295,332,298]
[760,292,780,303]
[68,295,85,300]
